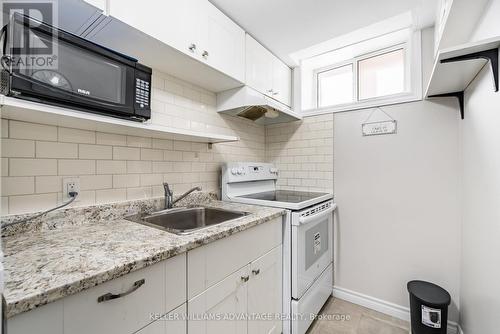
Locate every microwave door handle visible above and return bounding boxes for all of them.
[298,204,336,225]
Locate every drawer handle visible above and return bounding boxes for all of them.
[97,279,145,303]
[252,269,260,275]
[241,275,250,282]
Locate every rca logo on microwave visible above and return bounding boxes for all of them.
[77,88,90,96]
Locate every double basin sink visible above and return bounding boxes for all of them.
[126,206,249,235]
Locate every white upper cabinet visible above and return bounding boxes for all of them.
[272,57,292,107]
[245,35,292,106]
[246,34,274,96]
[107,0,245,82]
[199,1,246,82]
[108,0,195,54]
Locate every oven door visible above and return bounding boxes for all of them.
[291,201,334,299]
[7,13,138,118]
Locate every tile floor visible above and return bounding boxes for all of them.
[307,298,410,334]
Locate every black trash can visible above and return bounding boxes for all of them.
[407,280,451,334]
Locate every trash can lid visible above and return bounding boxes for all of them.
[407,280,451,306]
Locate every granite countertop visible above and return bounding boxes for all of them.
[1,196,285,318]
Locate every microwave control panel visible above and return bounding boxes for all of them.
[133,63,152,120]
[134,78,150,109]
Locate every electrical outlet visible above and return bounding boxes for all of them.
[63,178,80,199]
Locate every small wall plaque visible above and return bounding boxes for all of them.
[362,120,397,136]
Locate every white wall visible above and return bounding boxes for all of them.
[459,1,500,333]
[332,27,462,321]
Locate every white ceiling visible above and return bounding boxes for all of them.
[210,0,438,65]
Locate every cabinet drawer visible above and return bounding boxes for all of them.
[64,253,186,334]
[188,217,282,299]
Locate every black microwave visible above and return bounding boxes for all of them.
[0,13,151,121]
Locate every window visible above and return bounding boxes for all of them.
[358,48,405,100]
[299,28,422,115]
[317,64,353,107]
[314,45,408,109]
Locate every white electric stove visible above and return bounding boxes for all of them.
[221,162,336,334]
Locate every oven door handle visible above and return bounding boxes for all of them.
[298,204,336,225]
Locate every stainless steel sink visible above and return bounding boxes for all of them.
[126,206,249,235]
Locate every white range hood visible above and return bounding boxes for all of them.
[216,86,302,125]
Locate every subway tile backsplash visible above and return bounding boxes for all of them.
[266,115,334,193]
[0,71,334,215]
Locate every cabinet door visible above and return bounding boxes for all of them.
[188,266,249,334]
[245,34,274,95]
[272,58,292,106]
[247,246,283,334]
[200,1,245,81]
[108,0,197,55]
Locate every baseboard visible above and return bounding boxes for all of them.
[332,286,459,334]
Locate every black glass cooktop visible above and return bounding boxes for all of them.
[238,190,329,203]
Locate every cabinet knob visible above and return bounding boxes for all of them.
[188,44,197,52]
[241,275,250,282]
[252,269,260,275]
[272,91,279,96]
[267,89,274,93]
[202,50,209,59]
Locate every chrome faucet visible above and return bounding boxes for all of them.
[163,182,202,209]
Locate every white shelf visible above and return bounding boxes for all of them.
[435,0,490,54]
[0,96,239,144]
[425,36,500,97]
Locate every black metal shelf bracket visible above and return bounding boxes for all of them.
[429,48,499,119]
[441,48,499,92]
[428,91,465,119]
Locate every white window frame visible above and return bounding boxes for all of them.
[303,30,422,116]
[314,61,356,108]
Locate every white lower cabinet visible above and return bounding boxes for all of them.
[8,253,186,334]
[188,266,249,334]
[64,253,186,334]
[188,217,282,299]
[6,299,63,334]
[186,217,283,333]
[248,246,283,334]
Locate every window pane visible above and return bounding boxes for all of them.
[317,64,353,107]
[358,49,405,100]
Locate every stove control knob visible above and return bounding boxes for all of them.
[270,168,278,174]
[237,167,244,175]
[231,168,238,175]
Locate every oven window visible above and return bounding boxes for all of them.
[304,218,329,271]
[16,27,127,104]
